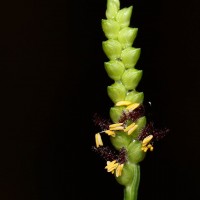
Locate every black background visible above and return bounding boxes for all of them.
[0,0,200,200]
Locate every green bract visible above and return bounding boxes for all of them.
[129,116,147,139]
[107,82,126,103]
[127,140,146,163]
[106,0,120,19]
[110,130,132,150]
[118,27,138,49]
[121,68,142,90]
[104,60,125,80]
[125,91,144,103]
[121,47,141,69]
[102,39,122,60]
[116,6,133,28]
[109,106,124,123]
[115,163,134,186]
[102,19,120,39]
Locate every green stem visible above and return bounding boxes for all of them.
[124,164,140,200]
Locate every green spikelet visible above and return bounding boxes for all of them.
[93,1,168,200]
[101,1,147,200]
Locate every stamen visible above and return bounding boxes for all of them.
[124,122,136,132]
[105,130,116,137]
[109,123,123,128]
[142,135,153,146]
[95,133,103,148]
[105,160,119,172]
[141,146,148,152]
[115,101,132,106]
[147,144,154,151]
[109,126,124,131]
[127,124,138,135]
[116,164,124,177]
[108,164,118,172]
[126,103,140,111]
[141,135,154,152]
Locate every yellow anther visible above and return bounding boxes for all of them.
[105,161,111,166]
[115,101,132,106]
[105,130,116,137]
[105,160,116,169]
[127,124,138,135]
[124,122,136,132]
[109,126,124,131]
[147,144,154,151]
[95,133,103,148]
[126,103,140,111]
[116,164,124,177]
[107,164,118,172]
[141,135,154,152]
[105,160,118,172]
[141,146,148,152]
[142,135,153,146]
[109,123,123,128]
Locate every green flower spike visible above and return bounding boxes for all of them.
[92,1,169,200]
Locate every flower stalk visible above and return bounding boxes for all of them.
[123,164,140,200]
